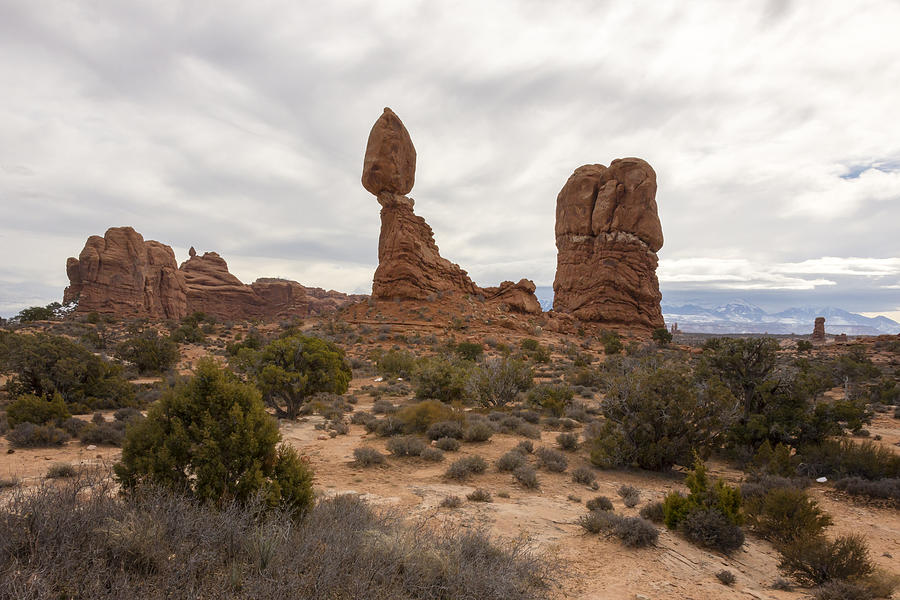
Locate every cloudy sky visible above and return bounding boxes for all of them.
[1,0,899,320]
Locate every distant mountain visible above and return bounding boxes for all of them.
[533,287,900,335]
[663,301,900,335]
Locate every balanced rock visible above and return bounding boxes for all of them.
[812,317,826,342]
[553,158,664,331]
[362,107,416,196]
[64,227,188,319]
[362,108,539,313]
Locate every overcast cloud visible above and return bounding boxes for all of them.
[1,0,899,320]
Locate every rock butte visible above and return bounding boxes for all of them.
[64,227,363,320]
[552,158,665,332]
[362,107,542,315]
[812,316,826,343]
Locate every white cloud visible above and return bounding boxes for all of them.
[1,0,900,316]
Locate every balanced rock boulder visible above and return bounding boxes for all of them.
[362,108,539,313]
[553,158,664,331]
[63,227,187,319]
[362,107,416,196]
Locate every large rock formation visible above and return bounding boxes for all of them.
[552,158,664,331]
[362,107,540,313]
[812,317,826,343]
[64,227,362,320]
[63,227,187,319]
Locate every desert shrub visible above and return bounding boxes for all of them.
[330,420,349,436]
[798,439,900,480]
[535,447,567,472]
[515,440,534,454]
[115,330,179,375]
[413,355,471,402]
[0,477,18,489]
[577,510,606,533]
[572,466,596,486]
[455,342,484,361]
[396,400,454,433]
[580,511,658,547]
[496,450,528,472]
[778,534,874,586]
[467,488,492,502]
[652,327,673,345]
[353,447,385,467]
[466,357,533,407]
[618,485,641,508]
[46,463,77,479]
[517,423,542,439]
[0,478,555,599]
[663,459,743,552]
[426,420,464,440]
[6,393,70,428]
[812,580,873,600]
[253,335,352,420]
[79,420,127,446]
[6,423,69,448]
[386,435,426,457]
[640,501,665,523]
[513,465,539,489]
[439,495,462,508]
[374,349,417,378]
[835,477,900,503]
[61,417,88,437]
[586,496,614,512]
[373,416,405,437]
[514,409,541,424]
[350,411,376,426]
[498,415,525,433]
[590,363,736,470]
[113,407,142,422]
[0,413,6,436]
[556,432,579,452]
[679,509,745,553]
[600,331,622,355]
[372,398,397,414]
[527,383,573,417]
[715,570,736,586]
[463,421,494,443]
[445,456,488,480]
[420,447,445,462]
[435,437,461,451]
[0,333,134,410]
[114,359,313,514]
[744,487,832,543]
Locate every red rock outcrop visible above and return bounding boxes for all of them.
[812,317,826,342]
[552,158,664,331]
[64,227,362,320]
[363,107,540,314]
[63,227,188,319]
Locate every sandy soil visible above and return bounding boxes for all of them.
[275,381,900,600]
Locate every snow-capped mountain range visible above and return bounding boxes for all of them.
[533,287,899,335]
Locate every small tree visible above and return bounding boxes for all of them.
[115,329,179,374]
[115,359,313,514]
[652,327,673,345]
[255,335,351,419]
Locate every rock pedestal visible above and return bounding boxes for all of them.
[552,158,665,332]
[812,317,826,342]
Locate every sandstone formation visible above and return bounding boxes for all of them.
[812,317,826,342]
[64,227,362,320]
[552,158,664,331]
[64,227,187,319]
[362,107,541,314]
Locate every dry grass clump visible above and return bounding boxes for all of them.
[617,485,640,508]
[513,465,539,489]
[0,473,556,599]
[535,448,567,473]
[435,437,461,451]
[467,489,493,503]
[445,456,488,481]
[571,466,596,486]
